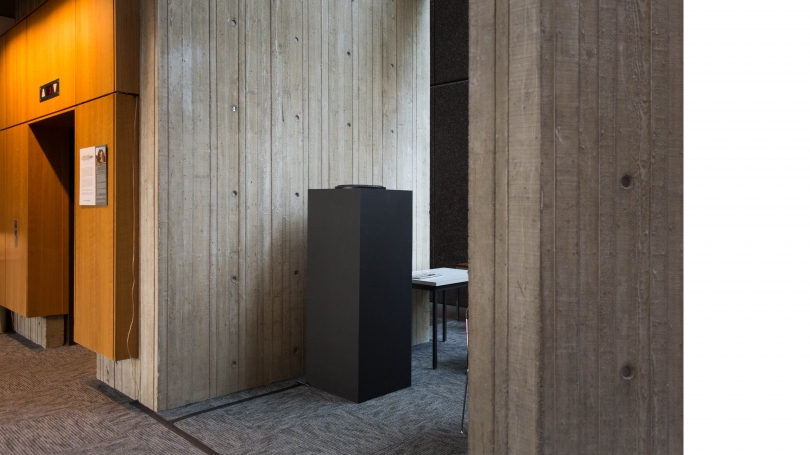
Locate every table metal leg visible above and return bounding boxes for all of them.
[456,288,460,321]
[442,290,447,342]
[433,289,437,369]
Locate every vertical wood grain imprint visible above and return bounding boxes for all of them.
[127,0,430,412]
[468,0,682,452]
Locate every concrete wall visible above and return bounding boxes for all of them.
[101,0,430,412]
[468,0,683,452]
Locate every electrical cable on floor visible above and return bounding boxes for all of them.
[126,94,140,401]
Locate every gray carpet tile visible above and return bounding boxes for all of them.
[0,334,204,455]
[0,315,470,455]
[167,318,470,455]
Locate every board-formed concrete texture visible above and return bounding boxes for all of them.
[468,0,684,453]
[120,0,431,412]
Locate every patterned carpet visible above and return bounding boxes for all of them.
[0,316,469,455]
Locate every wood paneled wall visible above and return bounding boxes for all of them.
[1,21,28,127]
[0,120,71,319]
[0,36,5,129]
[100,0,430,411]
[0,0,140,130]
[74,94,139,361]
[2,125,28,315]
[1,0,140,351]
[26,0,75,120]
[468,0,683,453]
[0,130,6,314]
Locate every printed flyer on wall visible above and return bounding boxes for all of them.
[79,145,108,206]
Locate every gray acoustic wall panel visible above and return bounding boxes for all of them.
[430,0,470,309]
[430,81,469,309]
[430,0,469,85]
[306,188,413,403]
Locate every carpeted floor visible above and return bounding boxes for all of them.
[0,316,469,455]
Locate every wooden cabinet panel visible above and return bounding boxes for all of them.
[75,94,137,361]
[1,120,71,318]
[76,0,141,98]
[112,93,138,359]
[0,35,6,130]
[1,0,138,347]
[0,129,5,310]
[75,95,115,358]
[4,0,138,125]
[26,0,76,120]
[75,0,114,103]
[114,0,139,94]
[4,125,29,316]
[4,21,28,128]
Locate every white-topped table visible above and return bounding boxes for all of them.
[411,267,469,369]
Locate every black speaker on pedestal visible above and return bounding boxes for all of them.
[306,185,412,403]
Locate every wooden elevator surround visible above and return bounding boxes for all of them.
[0,122,71,319]
[26,0,77,120]
[0,0,140,359]
[73,94,139,361]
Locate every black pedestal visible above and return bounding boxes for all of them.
[306,187,412,403]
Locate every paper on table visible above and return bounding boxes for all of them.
[412,272,443,280]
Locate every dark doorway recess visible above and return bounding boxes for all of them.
[29,110,75,345]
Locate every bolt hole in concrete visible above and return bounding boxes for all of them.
[230,19,236,26]
[232,361,237,368]
[231,276,238,282]
[232,191,237,197]
[620,174,632,189]
[293,347,299,354]
[295,192,299,197]
[621,365,634,380]
[295,115,300,121]
[294,270,299,276]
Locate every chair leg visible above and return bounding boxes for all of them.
[432,289,438,369]
[461,316,469,435]
[461,370,468,435]
[442,290,447,342]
